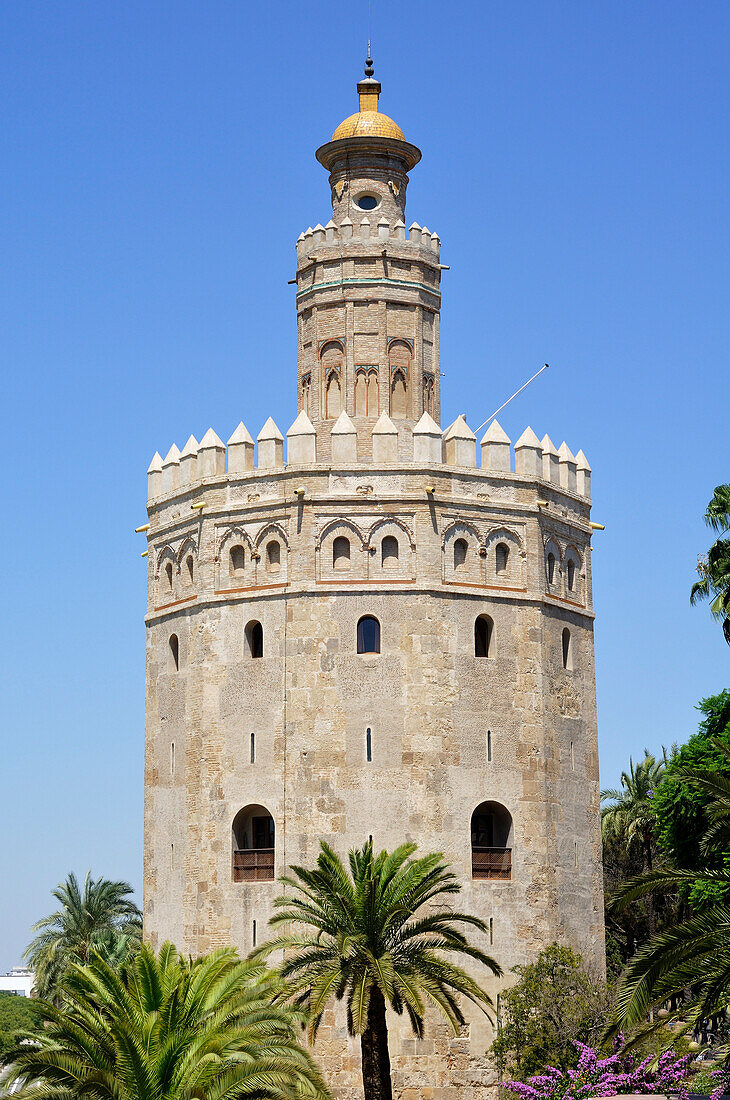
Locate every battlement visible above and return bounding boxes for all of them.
[146,413,591,505]
[296,219,441,262]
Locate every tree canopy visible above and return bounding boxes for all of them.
[0,993,37,1057]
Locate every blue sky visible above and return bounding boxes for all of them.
[2,0,728,971]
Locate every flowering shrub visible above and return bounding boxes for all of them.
[504,1040,691,1100]
[708,1067,730,1100]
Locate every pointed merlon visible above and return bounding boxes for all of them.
[257,417,284,469]
[514,426,542,478]
[480,418,511,473]
[147,452,163,500]
[558,441,578,493]
[444,414,476,468]
[227,422,254,474]
[372,411,398,465]
[147,451,163,475]
[162,443,181,493]
[331,410,357,435]
[331,410,357,463]
[180,435,199,485]
[163,443,180,464]
[287,411,316,465]
[575,449,592,498]
[258,416,284,441]
[198,428,225,477]
[541,434,559,484]
[481,419,511,445]
[413,411,442,465]
[228,422,254,446]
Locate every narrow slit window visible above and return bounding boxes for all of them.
[562,627,572,670]
[474,615,493,658]
[574,840,578,868]
[250,732,256,764]
[186,555,194,584]
[171,843,174,869]
[567,558,576,592]
[171,741,175,777]
[165,561,174,591]
[495,543,509,575]
[547,552,556,585]
[489,916,494,944]
[487,729,492,762]
[169,634,179,671]
[570,740,575,770]
[252,919,257,947]
[366,727,372,762]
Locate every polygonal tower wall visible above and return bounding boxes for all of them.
[143,415,603,1099]
[143,67,604,1100]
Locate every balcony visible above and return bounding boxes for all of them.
[233,848,275,882]
[472,846,512,880]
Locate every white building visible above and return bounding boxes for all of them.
[0,967,34,998]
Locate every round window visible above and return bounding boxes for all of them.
[356,194,379,211]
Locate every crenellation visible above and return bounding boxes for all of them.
[541,434,560,484]
[227,423,254,474]
[514,426,543,478]
[558,441,578,494]
[257,417,284,469]
[180,435,199,486]
[198,428,225,478]
[162,444,180,494]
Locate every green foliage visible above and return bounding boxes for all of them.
[652,691,730,904]
[1,942,329,1100]
[490,944,611,1081]
[25,871,141,1001]
[261,839,500,1100]
[0,993,37,1056]
[690,484,730,645]
[607,746,730,1039]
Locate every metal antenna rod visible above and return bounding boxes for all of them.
[474,364,550,436]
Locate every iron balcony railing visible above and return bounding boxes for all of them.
[233,848,275,882]
[471,846,512,880]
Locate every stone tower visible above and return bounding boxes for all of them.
[143,61,604,1100]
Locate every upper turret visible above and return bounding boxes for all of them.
[315,57,421,232]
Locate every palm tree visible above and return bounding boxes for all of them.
[601,751,666,933]
[2,942,329,1100]
[24,871,141,1001]
[691,483,730,645]
[261,839,501,1100]
[606,747,730,1039]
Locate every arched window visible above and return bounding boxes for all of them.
[562,627,572,670]
[454,538,468,570]
[266,540,281,573]
[389,341,411,420]
[333,535,351,571]
[245,620,263,659]
[381,535,399,568]
[355,370,367,417]
[169,634,179,672]
[567,558,576,592]
[367,369,379,417]
[474,615,493,658]
[357,615,381,654]
[321,341,344,420]
[547,552,556,585]
[165,561,174,591]
[301,373,311,417]
[185,555,194,584]
[423,374,435,417]
[495,543,509,575]
[232,804,275,882]
[471,801,513,880]
[230,545,245,576]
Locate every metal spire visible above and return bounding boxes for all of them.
[364,0,374,76]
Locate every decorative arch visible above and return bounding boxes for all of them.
[368,517,415,577]
[254,523,289,581]
[156,545,178,600]
[471,801,513,880]
[321,341,344,420]
[355,367,379,417]
[218,526,255,587]
[422,372,435,417]
[485,527,525,586]
[389,339,411,420]
[317,518,367,580]
[443,521,483,584]
[177,537,197,589]
[543,537,563,590]
[563,545,583,601]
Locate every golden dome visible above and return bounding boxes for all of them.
[331,70,406,143]
[332,110,405,142]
